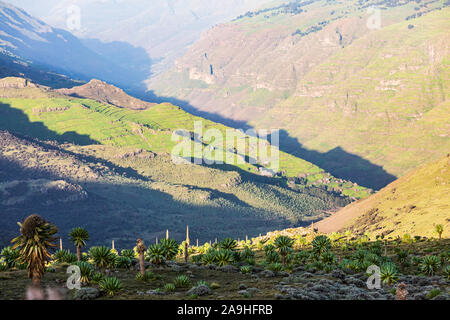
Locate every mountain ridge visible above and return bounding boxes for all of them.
[0,1,148,89]
[6,0,276,79]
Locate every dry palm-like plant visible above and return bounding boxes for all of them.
[435,224,444,240]
[11,214,58,287]
[274,236,294,266]
[136,238,146,276]
[69,227,89,261]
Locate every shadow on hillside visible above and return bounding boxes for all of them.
[0,103,308,248]
[180,157,350,208]
[275,130,397,190]
[0,102,154,182]
[0,102,97,145]
[0,103,346,249]
[0,154,298,250]
[0,52,82,89]
[141,91,397,190]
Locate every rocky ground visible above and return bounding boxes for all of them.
[1,259,448,300]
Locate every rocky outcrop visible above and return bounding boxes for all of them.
[150,8,374,122]
[187,285,212,296]
[0,77,37,89]
[74,288,100,300]
[57,79,155,110]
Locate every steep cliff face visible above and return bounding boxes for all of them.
[150,0,444,121]
[150,1,450,189]
[169,15,364,93]
[256,9,450,188]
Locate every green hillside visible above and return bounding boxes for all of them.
[150,0,449,190]
[0,79,370,247]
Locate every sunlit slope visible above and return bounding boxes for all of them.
[316,156,450,238]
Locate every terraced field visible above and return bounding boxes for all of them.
[0,83,370,199]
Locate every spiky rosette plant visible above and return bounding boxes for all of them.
[174,275,191,288]
[268,262,284,272]
[380,263,398,286]
[311,235,332,257]
[274,236,294,266]
[443,265,450,280]
[219,238,237,251]
[164,283,176,292]
[88,246,117,271]
[146,244,165,265]
[115,256,132,269]
[191,254,204,263]
[136,270,154,282]
[439,251,449,265]
[1,246,21,268]
[265,250,280,264]
[99,277,122,296]
[91,272,104,284]
[368,241,383,256]
[160,238,179,261]
[396,250,410,270]
[73,261,94,284]
[240,265,251,274]
[52,249,68,263]
[294,250,310,265]
[352,249,367,264]
[121,249,136,260]
[320,251,337,265]
[202,249,217,265]
[215,249,233,267]
[365,253,381,265]
[68,227,89,261]
[420,256,441,276]
[11,214,58,286]
[241,246,255,260]
[53,249,77,264]
[263,244,276,255]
